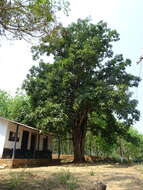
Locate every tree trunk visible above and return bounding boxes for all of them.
[72,126,86,163]
[89,138,92,156]
[119,139,124,163]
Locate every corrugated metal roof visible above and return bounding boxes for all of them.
[0,117,54,136]
[0,116,38,131]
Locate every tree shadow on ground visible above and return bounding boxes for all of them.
[104,163,134,168]
[60,161,131,168]
[98,171,143,190]
[0,182,9,190]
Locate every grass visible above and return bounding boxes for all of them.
[8,169,33,190]
[55,169,79,190]
[8,172,23,189]
[0,164,143,190]
[5,169,79,190]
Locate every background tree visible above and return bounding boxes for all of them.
[85,131,116,158]
[0,90,11,118]
[117,128,143,162]
[9,91,33,125]
[23,19,140,162]
[0,89,32,124]
[0,0,69,39]
[85,127,143,162]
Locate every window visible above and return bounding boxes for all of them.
[9,131,19,142]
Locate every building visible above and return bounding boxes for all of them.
[0,117,53,167]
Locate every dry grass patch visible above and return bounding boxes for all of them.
[0,164,143,189]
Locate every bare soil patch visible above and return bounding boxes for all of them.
[0,163,143,189]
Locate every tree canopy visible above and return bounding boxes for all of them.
[0,0,68,39]
[0,89,32,124]
[0,89,11,118]
[23,19,140,162]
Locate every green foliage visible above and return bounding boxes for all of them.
[0,0,69,39]
[0,90,11,118]
[118,128,143,161]
[0,89,33,125]
[29,101,68,134]
[9,92,32,124]
[23,18,140,161]
[85,131,117,157]
[85,127,143,162]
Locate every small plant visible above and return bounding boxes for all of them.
[56,169,78,190]
[8,172,23,189]
[89,170,96,176]
[8,169,32,190]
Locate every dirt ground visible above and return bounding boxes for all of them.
[0,163,143,190]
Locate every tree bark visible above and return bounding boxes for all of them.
[72,127,86,162]
[70,109,88,163]
[72,116,87,163]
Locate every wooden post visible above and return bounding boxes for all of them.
[37,132,40,151]
[36,132,40,158]
[12,125,19,159]
[32,133,37,159]
[58,135,61,159]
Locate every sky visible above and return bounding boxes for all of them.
[0,0,143,132]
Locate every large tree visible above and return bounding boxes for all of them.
[0,0,68,39]
[23,19,140,162]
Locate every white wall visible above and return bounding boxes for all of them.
[4,123,21,149]
[4,122,52,151]
[0,119,8,158]
[39,134,52,151]
[4,123,38,150]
